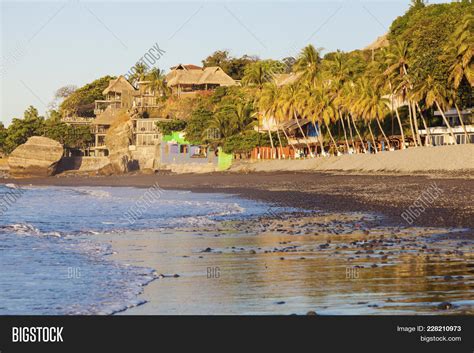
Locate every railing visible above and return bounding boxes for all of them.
[94,100,122,115]
[61,116,94,124]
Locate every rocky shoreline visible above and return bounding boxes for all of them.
[1,170,473,233]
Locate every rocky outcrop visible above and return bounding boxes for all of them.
[102,110,136,174]
[8,136,64,177]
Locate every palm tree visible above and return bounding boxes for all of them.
[344,83,367,153]
[147,68,170,98]
[444,13,473,88]
[130,62,148,86]
[376,47,406,149]
[279,83,314,156]
[258,84,280,157]
[357,78,391,151]
[242,61,281,89]
[326,52,353,153]
[415,76,457,144]
[385,40,419,147]
[443,14,473,143]
[294,44,322,85]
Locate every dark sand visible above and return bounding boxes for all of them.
[3,171,473,232]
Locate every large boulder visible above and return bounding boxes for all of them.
[8,136,64,177]
[103,110,135,174]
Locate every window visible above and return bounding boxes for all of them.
[431,135,444,146]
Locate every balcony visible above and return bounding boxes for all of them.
[94,100,122,115]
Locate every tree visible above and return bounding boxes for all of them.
[59,76,115,117]
[183,107,214,145]
[242,60,285,89]
[147,67,170,98]
[202,50,258,80]
[49,85,77,110]
[416,75,457,144]
[129,62,148,85]
[279,83,314,156]
[0,122,7,154]
[156,120,187,135]
[4,106,46,153]
[294,44,322,85]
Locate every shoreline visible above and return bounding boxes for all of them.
[93,213,474,315]
[2,170,473,232]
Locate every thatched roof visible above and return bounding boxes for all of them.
[170,64,202,70]
[166,65,236,87]
[273,72,302,86]
[103,75,136,95]
[364,34,389,51]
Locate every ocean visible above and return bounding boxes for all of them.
[0,184,278,315]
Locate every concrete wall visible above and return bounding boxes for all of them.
[131,145,160,170]
[57,156,110,173]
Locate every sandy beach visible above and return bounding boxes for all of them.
[3,170,473,231]
[3,168,473,315]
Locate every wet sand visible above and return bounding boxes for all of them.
[4,171,473,314]
[91,212,474,315]
[3,171,474,231]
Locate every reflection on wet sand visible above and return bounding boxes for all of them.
[102,212,473,315]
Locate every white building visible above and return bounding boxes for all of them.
[419,108,473,146]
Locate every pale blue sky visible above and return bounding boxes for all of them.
[0,0,446,125]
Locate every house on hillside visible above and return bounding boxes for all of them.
[419,108,474,146]
[94,76,136,115]
[165,64,236,96]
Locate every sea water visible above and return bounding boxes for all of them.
[0,184,277,315]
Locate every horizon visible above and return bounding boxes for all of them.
[1,0,448,126]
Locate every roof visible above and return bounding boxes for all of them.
[103,75,136,95]
[170,64,202,70]
[281,118,311,131]
[273,72,302,86]
[434,108,472,118]
[165,65,236,87]
[364,34,389,51]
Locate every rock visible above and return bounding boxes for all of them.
[443,275,453,281]
[103,110,135,174]
[306,311,318,316]
[8,136,63,177]
[202,247,213,253]
[276,301,285,305]
[173,274,180,278]
[437,302,453,310]
[249,250,256,254]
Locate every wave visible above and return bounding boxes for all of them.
[0,223,61,237]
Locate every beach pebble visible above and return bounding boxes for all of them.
[437,302,453,310]
[306,311,318,316]
[276,301,285,305]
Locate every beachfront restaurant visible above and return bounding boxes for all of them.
[419,108,474,146]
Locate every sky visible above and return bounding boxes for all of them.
[0,0,447,126]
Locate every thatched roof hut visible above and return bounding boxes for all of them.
[103,75,136,95]
[166,64,236,88]
[364,34,389,51]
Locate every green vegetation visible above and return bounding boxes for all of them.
[0,106,93,154]
[60,76,115,117]
[156,119,187,135]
